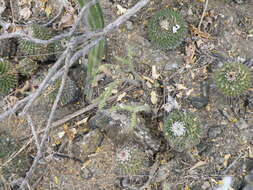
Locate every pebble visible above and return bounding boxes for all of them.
[190,97,208,109]
[208,126,222,138]
[126,20,134,31]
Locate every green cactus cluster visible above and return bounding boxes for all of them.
[214,62,252,97]
[0,59,17,94]
[18,24,61,62]
[147,9,188,50]
[163,110,201,152]
[115,145,149,176]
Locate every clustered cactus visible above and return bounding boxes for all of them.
[44,76,78,106]
[115,145,149,176]
[163,110,201,152]
[18,24,61,62]
[0,59,17,94]
[214,62,252,97]
[147,9,188,50]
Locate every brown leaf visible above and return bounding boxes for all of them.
[189,24,211,39]
[189,160,207,171]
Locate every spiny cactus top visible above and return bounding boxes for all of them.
[214,62,252,97]
[147,9,188,50]
[163,110,201,152]
[115,145,149,176]
[18,24,59,62]
[0,59,17,94]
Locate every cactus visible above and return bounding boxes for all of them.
[147,9,188,50]
[78,0,106,101]
[163,110,201,152]
[0,59,17,94]
[44,76,78,106]
[214,62,252,97]
[18,24,59,62]
[115,145,149,176]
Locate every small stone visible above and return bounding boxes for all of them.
[208,126,222,138]
[126,21,134,31]
[190,97,208,109]
[80,167,93,179]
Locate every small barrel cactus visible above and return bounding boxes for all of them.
[214,62,252,97]
[115,145,149,176]
[18,24,60,62]
[147,9,188,50]
[0,59,17,94]
[163,110,201,152]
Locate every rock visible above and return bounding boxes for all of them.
[80,167,93,179]
[190,97,208,109]
[208,126,222,138]
[88,108,161,153]
[71,129,103,159]
[126,21,134,31]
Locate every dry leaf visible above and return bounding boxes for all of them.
[196,0,205,2]
[142,75,155,84]
[184,185,191,190]
[223,154,231,167]
[184,42,196,65]
[58,13,75,29]
[150,90,158,104]
[19,7,32,20]
[189,160,207,171]
[117,92,127,101]
[45,4,52,17]
[54,176,58,185]
[189,24,211,39]
[175,83,187,90]
[152,65,160,79]
[116,4,127,15]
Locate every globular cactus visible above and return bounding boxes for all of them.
[214,62,252,97]
[0,59,17,94]
[147,9,188,50]
[115,145,149,176]
[18,24,60,62]
[163,110,201,152]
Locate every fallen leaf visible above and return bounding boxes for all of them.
[142,75,155,84]
[54,176,58,185]
[175,83,187,90]
[150,90,158,104]
[152,65,160,79]
[184,185,191,190]
[117,92,127,101]
[189,24,211,39]
[45,4,52,17]
[58,13,75,29]
[189,160,207,171]
[223,154,231,167]
[116,4,127,15]
[184,42,196,65]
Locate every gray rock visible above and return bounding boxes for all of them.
[208,126,222,138]
[71,129,103,159]
[126,21,134,31]
[88,108,161,153]
[190,97,208,109]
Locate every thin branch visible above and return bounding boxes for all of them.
[198,0,209,29]
[26,115,41,152]
[0,0,97,44]
[42,5,64,27]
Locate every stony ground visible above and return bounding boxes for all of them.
[0,0,253,189]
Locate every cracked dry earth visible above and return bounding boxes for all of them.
[1,0,253,189]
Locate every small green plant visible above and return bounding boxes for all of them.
[115,145,149,176]
[0,59,17,94]
[163,110,201,152]
[214,62,252,97]
[147,8,188,50]
[78,0,106,101]
[18,24,58,61]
